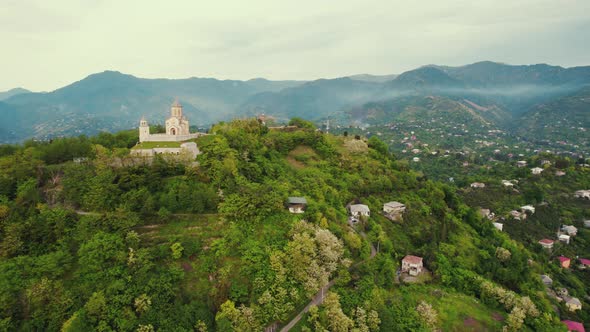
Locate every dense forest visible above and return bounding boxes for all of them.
[0,118,587,331]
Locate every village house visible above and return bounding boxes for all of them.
[517,160,527,167]
[349,204,370,218]
[559,234,571,244]
[574,190,590,199]
[562,320,585,332]
[561,225,578,236]
[559,256,571,268]
[540,274,553,286]
[470,182,486,188]
[531,167,544,175]
[412,157,420,162]
[383,201,406,220]
[578,258,590,269]
[541,160,552,166]
[565,297,582,311]
[584,220,590,228]
[510,210,527,220]
[501,180,515,187]
[521,205,535,214]
[286,197,307,214]
[401,255,423,276]
[555,170,566,177]
[538,239,554,249]
[493,222,504,231]
[479,208,494,220]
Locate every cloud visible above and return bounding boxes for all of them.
[0,0,588,91]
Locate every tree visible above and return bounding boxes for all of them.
[416,301,437,329]
[170,242,184,260]
[134,294,152,314]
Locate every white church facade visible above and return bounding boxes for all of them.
[139,101,201,142]
[131,101,203,159]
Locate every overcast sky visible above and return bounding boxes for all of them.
[1,0,589,91]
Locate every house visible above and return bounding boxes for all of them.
[479,208,494,220]
[578,258,590,270]
[521,205,535,214]
[540,274,553,286]
[559,234,571,244]
[559,256,571,268]
[561,225,578,236]
[502,180,514,187]
[538,239,554,249]
[562,320,585,332]
[574,190,590,199]
[584,220,590,228]
[510,210,527,220]
[517,160,527,167]
[531,167,544,175]
[401,255,423,276]
[383,201,406,220]
[412,157,420,162]
[286,197,307,214]
[555,170,566,177]
[349,204,370,218]
[493,222,503,231]
[470,182,486,188]
[565,297,582,311]
[541,160,552,166]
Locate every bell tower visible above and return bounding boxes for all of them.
[139,117,150,142]
[171,100,183,118]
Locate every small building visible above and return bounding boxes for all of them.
[578,258,590,269]
[349,204,370,218]
[538,239,554,249]
[541,160,552,166]
[286,197,307,214]
[470,182,486,188]
[521,205,535,214]
[584,220,590,228]
[555,170,566,177]
[574,190,590,199]
[510,210,527,220]
[492,222,503,231]
[479,208,494,220]
[559,234,571,244]
[540,274,553,286]
[565,297,582,311]
[531,167,544,175]
[501,180,514,187]
[383,201,406,220]
[412,157,420,162]
[562,320,585,332]
[517,160,527,167]
[401,255,423,276]
[559,256,571,268]
[561,225,578,236]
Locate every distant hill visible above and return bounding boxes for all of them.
[518,86,590,147]
[1,61,589,143]
[0,71,304,142]
[345,95,509,127]
[0,87,31,101]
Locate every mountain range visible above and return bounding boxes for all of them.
[0,61,589,143]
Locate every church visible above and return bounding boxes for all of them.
[139,100,201,142]
[131,100,202,159]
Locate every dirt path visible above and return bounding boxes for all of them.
[271,228,377,332]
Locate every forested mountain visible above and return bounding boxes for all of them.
[1,119,586,331]
[0,72,303,143]
[0,61,589,143]
[518,86,590,147]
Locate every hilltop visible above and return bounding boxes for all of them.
[0,119,581,331]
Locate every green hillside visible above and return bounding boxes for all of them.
[0,119,576,331]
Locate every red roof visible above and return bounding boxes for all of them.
[559,256,571,263]
[538,239,554,244]
[579,258,590,266]
[562,320,585,332]
[402,255,423,265]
